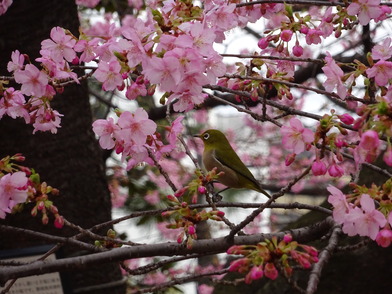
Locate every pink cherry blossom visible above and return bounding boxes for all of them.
[122,28,148,68]
[125,82,147,100]
[74,38,100,63]
[359,130,380,150]
[31,107,63,134]
[327,185,350,224]
[14,64,48,97]
[178,22,216,55]
[169,91,206,112]
[40,26,77,62]
[166,116,184,147]
[322,53,347,99]
[205,53,226,83]
[280,30,293,42]
[36,56,79,84]
[165,48,205,76]
[347,0,382,26]
[0,172,29,219]
[371,37,392,60]
[341,206,364,236]
[92,117,119,149]
[346,194,387,240]
[142,56,182,92]
[0,87,29,122]
[204,3,238,33]
[93,60,124,91]
[305,29,323,45]
[366,60,392,86]
[115,108,157,146]
[281,118,314,154]
[7,50,25,73]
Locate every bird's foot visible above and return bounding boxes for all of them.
[212,193,223,203]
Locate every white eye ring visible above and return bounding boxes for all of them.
[203,133,210,140]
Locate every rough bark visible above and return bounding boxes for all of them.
[0,1,125,293]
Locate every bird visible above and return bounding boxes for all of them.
[194,129,270,198]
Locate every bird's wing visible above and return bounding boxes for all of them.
[213,147,261,188]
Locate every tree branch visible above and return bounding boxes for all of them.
[0,218,334,285]
[306,225,342,294]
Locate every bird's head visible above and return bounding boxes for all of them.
[194,129,229,148]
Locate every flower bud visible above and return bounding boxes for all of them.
[292,44,303,57]
[228,258,249,273]
[264,263,278,280]
[283,234,293,243]
[177,232,184,244]
[198,186,207,194]
[54,215,64,229]
[147,84,156,96]
[188,225,196,235]
[175,187,188,198]
[37,201,45,210]
[42,213,49,225]
[376,228,392,247]
[312,160,327,176]
[167,194,179,202]
[12,153,25,162]
[258,37,269,49]
[328,162,344,177]
[31,206,38,217]
[338,113,354,125]
[285,153,296,166]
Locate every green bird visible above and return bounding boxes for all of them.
[195,129,270,198]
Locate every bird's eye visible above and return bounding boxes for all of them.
[203,133,210,140]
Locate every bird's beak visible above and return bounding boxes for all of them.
[193,134,201,138]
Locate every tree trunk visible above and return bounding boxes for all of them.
[0,1,125,293]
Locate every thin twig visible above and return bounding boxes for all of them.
[147,149,178,192]
[221,53,324,64]
[227,166,312,239]
[224,74,364,104]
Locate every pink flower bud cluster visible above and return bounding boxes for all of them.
[162,194,225,248]
[0,154,63,228]
[227,235,318,283]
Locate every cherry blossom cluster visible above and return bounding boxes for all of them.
[0,154,63,228]
[328,181,392,247]
[93,112,183,169]
[257,2,390,57]
[227,234,318,284]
